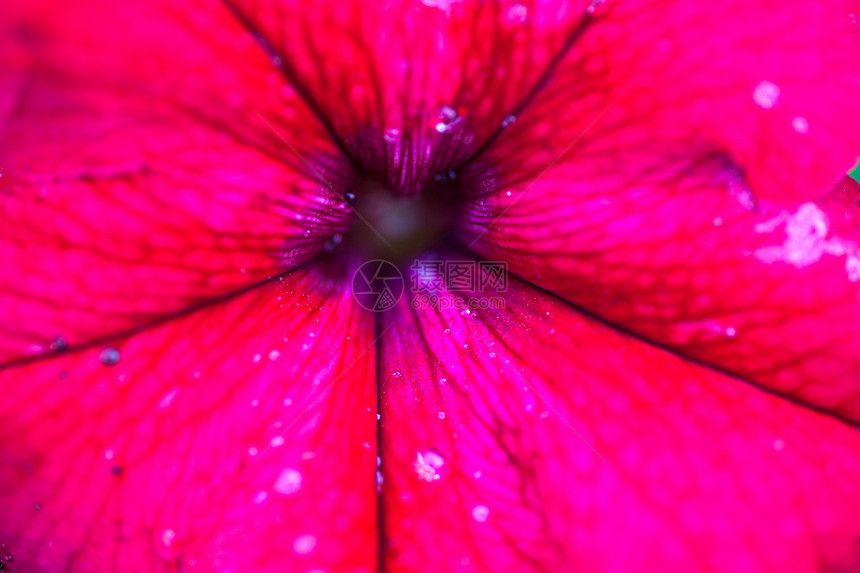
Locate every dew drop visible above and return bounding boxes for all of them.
[50,336,69,352]
[586,0,607,15]
[274,468,302,495]
[323,233,343,253]
[253,490,268,504]
[383,127,401,143]
[99,347,121,366]
[293,534,317,555]
[344,191,357,205]
[391,370,402,379]
[471,504,490,523]
[792,116,809,134]
[160,529,176,548]
[110,465,124,476]
[3,551,13,563]
[438,411,446,419]
[159,389,179,409]
[753,80,780,109]
[725,326,737,338]
[434,105,461,133]
[433,169,457,183]
[268,349,281,361]
[501,114,517,128]
[420,0,460,14]
[270,435,285,448]
[506,3,528,23]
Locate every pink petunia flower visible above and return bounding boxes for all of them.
[2,0,860,571]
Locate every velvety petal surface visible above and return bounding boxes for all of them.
[0,0,356,361]
[460,1,860,420]
[468,152,860,422]
[220,0,603,191]
[0,270,377,573]
[466,0,860,203]
[379,268,860,572]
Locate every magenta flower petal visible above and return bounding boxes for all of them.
[469,167,860,422]
[218,0,608,190]
[0,0,353,360]
[0,271,378,571]
[1,0,859,571]
[470,0,860,205]
[380,274,860,571]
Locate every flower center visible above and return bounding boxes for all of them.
[338,172,465,266]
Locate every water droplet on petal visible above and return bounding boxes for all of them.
[506,3,528,23]
[323,233,343,254]
[293,534,317,555]
[792,116,809,134]
[501,114,517,128]
[420,0,460,14]
[99,347,121,366]
[586,0,607,15]
[434,105,461,133]
[471,505,490,522]
[753,80,780,109]
[160,529,176,548]
[383,127,401,143]
[49,336,68,352]
[274,468,302,495]
[344,191,357,205]
[270,435,285,448]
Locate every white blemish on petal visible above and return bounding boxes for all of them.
[754,203,860,284]
[414,450,445,482]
